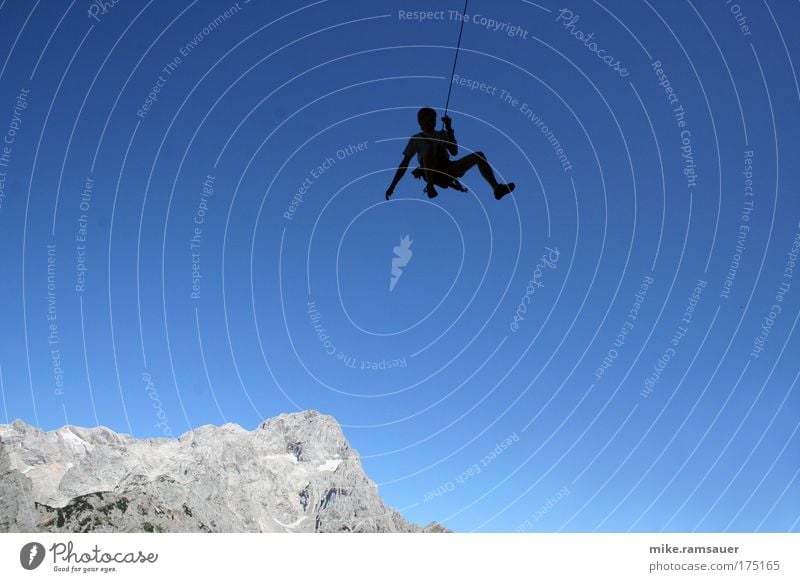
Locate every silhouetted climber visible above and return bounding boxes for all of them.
[385,107,515,201]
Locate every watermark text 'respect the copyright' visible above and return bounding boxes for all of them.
[641,279,706,398]
[398,9,529,39]
[0,88,29,213]
[306,298,406,371]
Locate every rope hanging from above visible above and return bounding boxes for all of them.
[442,0,470,122]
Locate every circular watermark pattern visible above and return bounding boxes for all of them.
[0,0,797,536]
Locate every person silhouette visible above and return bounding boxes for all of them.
[385,107,515,201]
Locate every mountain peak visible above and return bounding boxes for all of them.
[0,411,441,533]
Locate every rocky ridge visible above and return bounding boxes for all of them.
[0,410,446,533]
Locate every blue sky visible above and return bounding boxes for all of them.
[0,0,798,532]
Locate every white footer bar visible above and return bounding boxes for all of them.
[2,533,797,581]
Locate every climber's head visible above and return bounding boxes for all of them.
[417,107,437,132]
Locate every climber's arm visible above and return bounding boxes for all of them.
[442,116,457,156]
[386,153,414,200]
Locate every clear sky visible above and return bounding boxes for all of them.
[0,0,798,533]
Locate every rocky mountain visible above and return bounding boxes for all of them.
[0,410,446,533]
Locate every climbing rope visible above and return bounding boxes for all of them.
[442,0,470,121]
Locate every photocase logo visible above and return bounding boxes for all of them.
[390,234,413,292]
[20,542,46,570]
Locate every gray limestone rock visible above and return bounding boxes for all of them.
[0,411,447,533]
